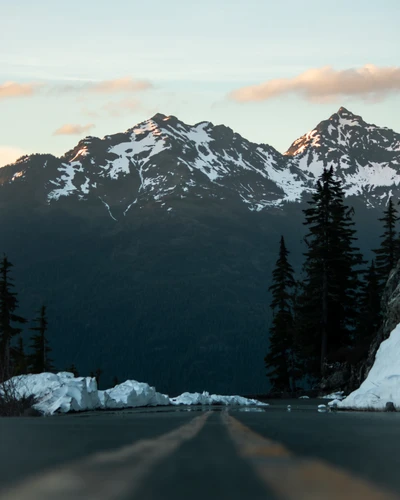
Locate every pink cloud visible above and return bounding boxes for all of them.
[88,77,152,93]
[53,123,95,136]
[0,81,41,99]
[229,65,400,103]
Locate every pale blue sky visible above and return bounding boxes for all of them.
[1,0,400,166]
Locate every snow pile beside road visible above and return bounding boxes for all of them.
[321,391,345,400]
[99,380,170,409]
[1,372,101,416]
[334,324,400,410]
[2,373,267,415]
[170,391,268,407]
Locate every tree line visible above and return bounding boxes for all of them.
[265,166,397,392]
[0,256,54,382]
[0,255,109,386]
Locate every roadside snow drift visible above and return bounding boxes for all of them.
[170,391,267,407]
[1,372,101,415]
[1,372,267,415]
[99,380,170,409]
[335,324,400,410]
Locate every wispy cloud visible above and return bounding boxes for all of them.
[0,146,27,167]
[229,65,400,103]
[101,98,142,117]
[0,81,41,100]
[58,77,153,95]
[53,123,95,136]
[87,77,152,93]
[0,77,153,101]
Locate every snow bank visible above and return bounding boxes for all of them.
[170,391,268,407]
[2,373,267,415]
[335,324,400,410]
[321,391,345,400]
[101,380,170,409]
[1,372,101,416]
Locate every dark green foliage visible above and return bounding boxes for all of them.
[90,368,103,387]
[28,305,54,374]
[373,198,399,288]
[356,261,382,345]
[0,388,37,417]
[11,337,28,376]
[0,256,26,382]
[66,364,79,377]
[297,167,364,378]
[264,236,298,391]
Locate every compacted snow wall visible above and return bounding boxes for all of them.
[1,372,268,415]
[335,324,400,410]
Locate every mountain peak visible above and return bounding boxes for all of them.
[337,106,352,116]
[151,112,169,122]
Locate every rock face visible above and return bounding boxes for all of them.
[360,261,400,380]
[321,260,400,394]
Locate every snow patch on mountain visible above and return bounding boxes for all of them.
[48,162,84,201]
[4,108,400,216]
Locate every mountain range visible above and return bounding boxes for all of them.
[0,107,399,394]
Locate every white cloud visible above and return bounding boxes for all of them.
[0,146,27,167]
[229,65,400,103]
[53,123,95,136]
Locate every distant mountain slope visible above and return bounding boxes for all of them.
[2,108,400,220]
[0,108,397,394]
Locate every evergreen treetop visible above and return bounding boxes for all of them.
[298,167,364,377]
[28,305,54,374]
[0,255,26,381]
[264,236,298,392]
[373,198,399,288]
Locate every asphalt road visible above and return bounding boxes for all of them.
[0,402,400,499]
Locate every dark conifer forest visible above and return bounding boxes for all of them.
[264,168,397,392]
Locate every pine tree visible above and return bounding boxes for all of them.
[66,364,79,377]
[264,236,298,392]
[0,256,26,381]
[297,167,364,378]
[373,198,399,288]
[11,337,29,375]
[28,305,54,373]
[356,261,382,345]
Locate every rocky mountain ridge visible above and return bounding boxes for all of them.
[0,107,399,393]
[1,107,400,220]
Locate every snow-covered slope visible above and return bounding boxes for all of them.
[285,107,400,207]
[333,323,400,410]
[0,114,306,216]
[1,108,400,220]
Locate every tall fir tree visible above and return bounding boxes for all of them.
[373,198,399,289]
[11,337,28,375]
[297,167,364,378]
[356,261,382,346]
[28,305,54,373]
[0,255,26,381]
[264,236,298,392]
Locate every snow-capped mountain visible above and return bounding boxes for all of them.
[285,107,400,206]
[1,108,400,219]
[0,114,304,218]
[1,108,398,395]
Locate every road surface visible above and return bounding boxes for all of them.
[1,401,400,499]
